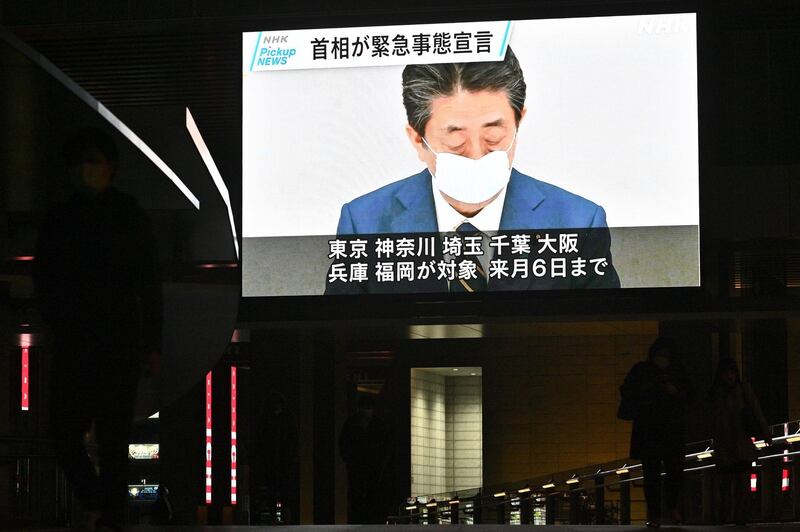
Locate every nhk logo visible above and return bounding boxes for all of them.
[637,15,691,35]
[256,35,296,66]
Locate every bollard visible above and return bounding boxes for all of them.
[569,488,581,524]
[425,505,436,526]
[519,492,533,524]
[449,500,460,524]
[619,473,631,525]
[410,506,419,525]
[473,494,483,524]
[594,475,606,525]
[496,496,507,524]
[545,490,557,525]
[702,467,715,524]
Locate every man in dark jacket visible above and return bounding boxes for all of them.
[339,395,394,524]
[34,128,162,532]
[620,337,694,528]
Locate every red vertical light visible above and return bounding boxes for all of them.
[205,371,212,504]
[21,347,29,411]
[750,472,758,492]
[782,452,791,492]
[231,366,237,505]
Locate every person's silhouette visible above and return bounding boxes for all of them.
[34,128,162,532]
[620,337,694,528]
[254,392,299,524]
[339,395,393,524]
[150,485,175,525]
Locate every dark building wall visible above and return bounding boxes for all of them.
[340,324,661,499]
[481,332,651,484]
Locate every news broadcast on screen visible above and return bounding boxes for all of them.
[241,13,699,297]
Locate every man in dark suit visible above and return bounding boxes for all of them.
[326,47,618,294]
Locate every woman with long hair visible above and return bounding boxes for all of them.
[709,358,770,525]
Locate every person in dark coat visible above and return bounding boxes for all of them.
[253,392,299,524]
[709,358,770,525]
[33,128,162,532]
[339,394,394,524]
[620,337,694,528]
[149,485,174,525]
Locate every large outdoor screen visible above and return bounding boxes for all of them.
[242,13,699,297]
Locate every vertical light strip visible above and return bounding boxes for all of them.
[783,450,791,492]
[205,371,213,504]
[21,347,29,411]
[186,108,240,259]
[231,366,237,505]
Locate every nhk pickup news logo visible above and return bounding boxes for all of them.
[245,21,511,72]
[254,35,297,67]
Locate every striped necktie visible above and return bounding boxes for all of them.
[450,222,488,292]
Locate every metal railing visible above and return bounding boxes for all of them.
[392,420,800,525]
[0,436,74,528]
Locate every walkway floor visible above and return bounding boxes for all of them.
[30,524,800,531]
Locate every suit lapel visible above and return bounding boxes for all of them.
[499,169,546,231]
[385,169,446,292]
[497,169,549,291]
[389,169,439,234]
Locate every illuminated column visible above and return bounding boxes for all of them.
[231,366,237,505]
[205,371,213,504]
[21,347,29,411]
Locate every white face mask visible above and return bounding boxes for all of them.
[423,130,516,205]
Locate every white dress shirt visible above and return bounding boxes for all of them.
[431,182,508,286]
[431,181,507,234]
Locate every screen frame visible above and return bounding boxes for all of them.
[237,0,709,323]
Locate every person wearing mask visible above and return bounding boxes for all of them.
[325,47,618,295]
[620,337,694,528]
[709,358,770,525]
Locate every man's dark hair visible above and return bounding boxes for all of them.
[401,47,526,137]
[62,127,119,167]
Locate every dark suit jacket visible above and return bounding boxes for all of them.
[33,187,163,350]
[326,168,619,294]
